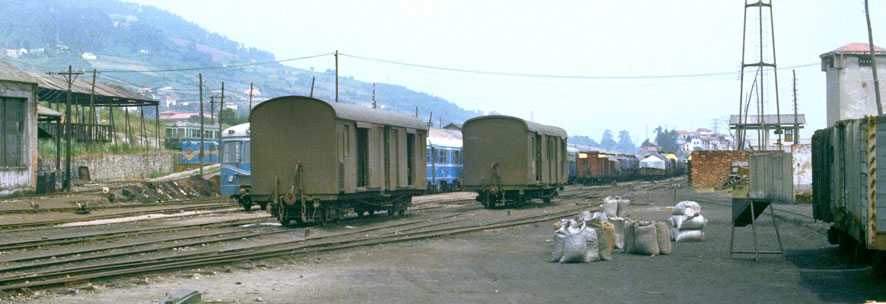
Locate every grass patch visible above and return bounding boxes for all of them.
[38,138,174,158]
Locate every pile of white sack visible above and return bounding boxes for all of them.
[549,210,618,263]
[668,201,706,242]
[601,196,631,218]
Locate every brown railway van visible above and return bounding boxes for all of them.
[250,96,428,225]
[462,115,567,208]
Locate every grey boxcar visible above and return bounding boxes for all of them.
[812,116,886,275]
[251,96,427,225]
[462,115,567,208]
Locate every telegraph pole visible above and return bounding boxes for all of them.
[792,69,799,145]
[48,65,82,191]
[199,73,204,177]
[335,50,339,103]
[248,81,253,110]
[865,0,883,115]
[310,76,315,98]
[372,83,376,109]
[87,69,96,152]
[210,96,215,124]
[219,82,224,142]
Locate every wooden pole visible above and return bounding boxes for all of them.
[310,77,315,97]
[335,50,338,103]
[88,69,96,152]
[248,81,253,110]
[219,82,224,142]
[155,104,160,149]
[109,106,116,146]
[866,0,883,115]
[63,65,73,191]
[124,107,131,147]
[140,107,146,147]
[199,73,204,177]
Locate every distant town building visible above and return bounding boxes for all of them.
[820,43,886,126]
[81,52,96,60]
[674,128,733,152]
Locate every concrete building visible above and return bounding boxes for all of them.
[0,60,38,195]
[821,43,886,126]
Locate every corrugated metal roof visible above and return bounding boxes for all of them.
[26,71,155,106]
[820,43,886,57]
[37,105,61,117]
[464,115,567,138]
[729,114,806,125]
[0,60,37,84]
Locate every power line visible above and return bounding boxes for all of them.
[96,52,334,73]
[339,52,818,80]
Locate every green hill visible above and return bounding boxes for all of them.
[0,0,482,124]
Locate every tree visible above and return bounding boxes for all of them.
[654,126,679,153]
[614,130,636,154]
[568,135,599,147]
[600,130,617,150]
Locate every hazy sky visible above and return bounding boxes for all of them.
[129,0,886,143]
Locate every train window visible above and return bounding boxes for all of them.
[177,128,185,138]
[437,149,449,164]
[243,142,250,164]
[222,141,241,163]
[166,128,173,138]
[452,150,461,164]
[427,147,432,164]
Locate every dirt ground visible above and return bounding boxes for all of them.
[7,188,886,304]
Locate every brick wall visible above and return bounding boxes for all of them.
[690,151,750,187]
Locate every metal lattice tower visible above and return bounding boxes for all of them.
[736,0,782,151]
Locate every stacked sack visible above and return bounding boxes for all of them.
[601,196,629,250]
[668,201,707,242]
[549,211,616,263]
[623,219,671,256]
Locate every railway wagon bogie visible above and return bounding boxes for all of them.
[251,96,427,226]
[812,116,886,276]
[462,115,567,208]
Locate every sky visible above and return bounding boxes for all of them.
[129,0,886,144]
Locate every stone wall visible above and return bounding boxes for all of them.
[690,151,750,187]
[38,152,178,182]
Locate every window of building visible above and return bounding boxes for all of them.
[0,97,26,167]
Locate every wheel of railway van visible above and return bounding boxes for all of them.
[542,196,552,204]
[242,203,252,212]
[318,207,329,226]
[259,202,267,211]
[387,206,396,216]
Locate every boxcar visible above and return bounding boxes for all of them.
[575,151,620,185]
[462,115,567,208]
[220,123,258,211]
[812,116,886,275]
[251,96,428,225]
[566,147,578,184]
[426,127,463,192]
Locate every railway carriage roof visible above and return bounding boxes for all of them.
[464,115,567,138]
[222,123,250,138]
[254,96,428,130]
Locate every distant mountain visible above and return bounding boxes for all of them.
[0,0,482,124]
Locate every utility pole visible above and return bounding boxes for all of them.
[866,0,883,115]
[248,81,253,110]
[87,69,96,153]
[792,69,799,145]
[310,77,315,98]
[334,50,338,103]
[372,83,376,109]
[219,82,224,143]
[199,73,204,177]
[210,96,215,124]
[48,66,82,191]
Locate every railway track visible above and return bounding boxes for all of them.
[0,199,237,232]
[0,192,599,292]
[0,196,229,216]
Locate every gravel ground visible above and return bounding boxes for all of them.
[6,187,886,303]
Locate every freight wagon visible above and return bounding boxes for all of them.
[250,96,427,226]
[462,115,567,208]
[812,116,886,276]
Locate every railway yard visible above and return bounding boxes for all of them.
[0,176,880,303]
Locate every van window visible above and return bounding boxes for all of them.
[222,141,241,163]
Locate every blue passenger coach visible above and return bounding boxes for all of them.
[220,123,261,210]
[426,128,463,192]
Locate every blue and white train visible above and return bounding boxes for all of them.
[220,123,262,211]
[426,128,463,192]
